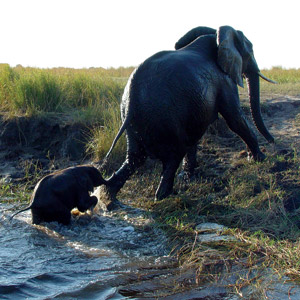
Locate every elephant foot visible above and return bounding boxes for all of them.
[177,170,196,183]
[106,199,124,211]
[249,151,266,162]
[155,185,173,201]
[98,185,122,211]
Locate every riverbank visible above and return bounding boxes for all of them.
[1,66,300,298]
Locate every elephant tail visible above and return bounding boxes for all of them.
[103,68,136,163]
[104,116,130,160]
[10,206,32,221]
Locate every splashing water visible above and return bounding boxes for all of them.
[0,203,172,299]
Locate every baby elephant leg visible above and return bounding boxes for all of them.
[32,208,71,225]
[77,193,98,212]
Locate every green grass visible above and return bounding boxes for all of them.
[0,159,46,204]
[0,65,298,115]
[258,67,300,96]
[0,64,134,117]
[85,103,126,166]
[0,64,134,160]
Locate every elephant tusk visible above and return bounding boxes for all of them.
[258,72,277,84]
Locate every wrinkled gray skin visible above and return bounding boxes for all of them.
[11,165,105,225]
[102,25,274,209]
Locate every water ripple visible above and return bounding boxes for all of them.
[0,203,170,299]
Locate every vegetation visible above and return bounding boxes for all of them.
[261,67,300,95]
[0,63,132,164]
[0,64,133,119]
[1,65,299,297]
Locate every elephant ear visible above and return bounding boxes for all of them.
[217,26,244,88]
[175,26,216,50]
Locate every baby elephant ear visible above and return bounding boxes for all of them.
[217,26,244,88]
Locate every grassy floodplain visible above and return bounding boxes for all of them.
[261,67,300,95]
[1,64,300,296]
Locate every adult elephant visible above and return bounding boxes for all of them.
[11,165,105,225]
[101,25,275,209]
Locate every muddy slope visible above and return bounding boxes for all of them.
[0,115,93,180]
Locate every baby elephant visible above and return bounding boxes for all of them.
[11,165,106,225]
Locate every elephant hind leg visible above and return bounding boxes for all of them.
[102,139,147,210]
[182,144,198,180]
[53,210,72,225]
[31,209,43,225]
[155,155,183,201]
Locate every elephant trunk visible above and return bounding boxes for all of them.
[246,73,274,143]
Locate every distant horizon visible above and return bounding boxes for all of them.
[7,63,299,71]
[7,63,137,70]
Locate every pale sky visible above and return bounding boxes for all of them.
[1,0,299,69]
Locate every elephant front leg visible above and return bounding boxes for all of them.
[77,194,98,212]
[221,108,265,161]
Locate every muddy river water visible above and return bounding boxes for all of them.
[0,202,176,300]
[2,201,299,299]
